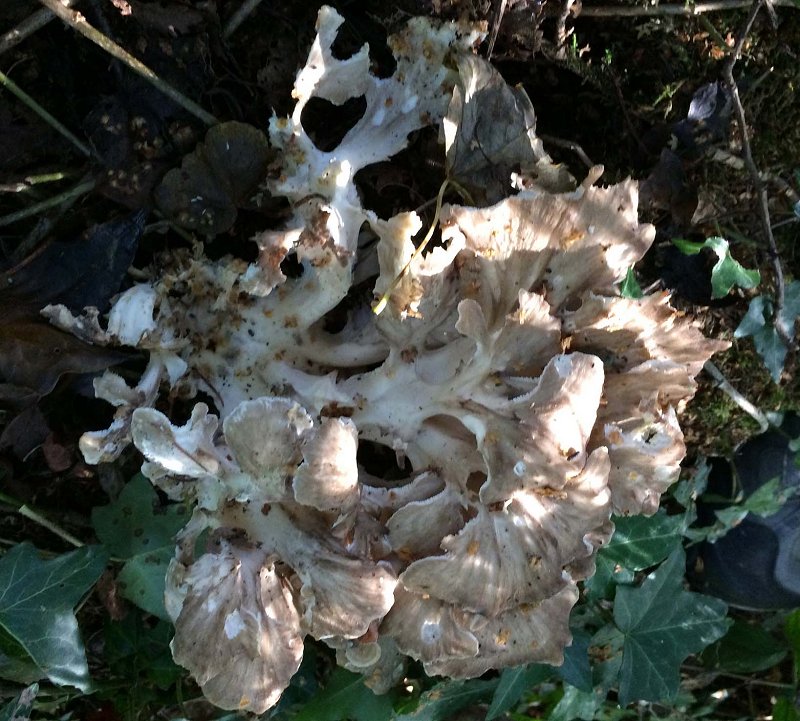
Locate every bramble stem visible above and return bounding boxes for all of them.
[720,0,791,348]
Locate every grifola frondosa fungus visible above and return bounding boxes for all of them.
[47,6,728,713]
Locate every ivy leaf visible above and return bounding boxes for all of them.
[486,664,551,720]
[585,511,684,599]
[619,267,643,299]
[549,685,602,721]
[0,544,107,691]
[672,237,759,298]
[701,620,787,673]
[92,475,189,619]
[0,682,38,721]
[292,668,393,721]
[735,281,800,383]
[556,630,593,692]
[395,678,499,721]
[613,548,731,705]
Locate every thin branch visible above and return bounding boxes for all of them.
[37,0,218,126]
[579,0,797,17]
[0,0,79,56]
[223,0,266,39]
[703,360,770,432]
[0,491,84,548]
[720,0,791,347]
[0,69,94,158]
[541,133,595,169]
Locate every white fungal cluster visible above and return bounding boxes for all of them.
[49,7,726,713]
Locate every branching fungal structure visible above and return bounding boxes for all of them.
[48,7,727,713]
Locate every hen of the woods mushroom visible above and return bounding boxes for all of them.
[48,7,727,714]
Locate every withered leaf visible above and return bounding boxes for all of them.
[443,55,574,205]
[155,121,274,236]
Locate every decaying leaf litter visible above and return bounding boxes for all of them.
[0,1,799,720]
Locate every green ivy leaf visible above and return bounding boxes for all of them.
[549,685,602,721]
[0,544,107,691]
[395,678,499,721]
[613,548,731,705]
[735,281,800,383]
[701,620,787,673]
[585,512,684,599]
[292,668,393,721]
[672,237,759,298]
[619,268,643,299]
[556,630,592,692]
[92,475,188,619]
[0,683,38,721]
[486,664,551,720]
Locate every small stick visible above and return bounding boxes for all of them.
[486,0,507,60]
[0,491,84,548]
[703,360,770,432]
[0,69,94,157]
[0,178,95,227]
[0,1,78,56]
[579,0,797,16]
[721,0,791,347]
[541,134,594,169]
[223,0,266,39]
[37,0,218,127]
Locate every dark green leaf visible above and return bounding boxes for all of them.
[104,614,182,690]
[619,268,643,299]
[556,630,592,692]
[486,664,552,720]
[585,512,684,599]
[613,548,730,705]
[292,668,393,721]
[0,682,38,721]
[394,678,499,721]
[701,620,787,673]
[0,544,107,691]
[735,284,800,383]
[92,475,188,618]
[549,686,602,721]
[583,555,635,600]
[603,512,685,571]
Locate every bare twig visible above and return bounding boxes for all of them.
[721,0,792,347]
[223,0,266,38]
[579,0,797,17]
[36,0,218,126]
[0,69,94,157]
[703,361,770,432]
[0,491,84,548]
[486,0,507,60]
[541,133,595,169]
[0,0,79,56]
